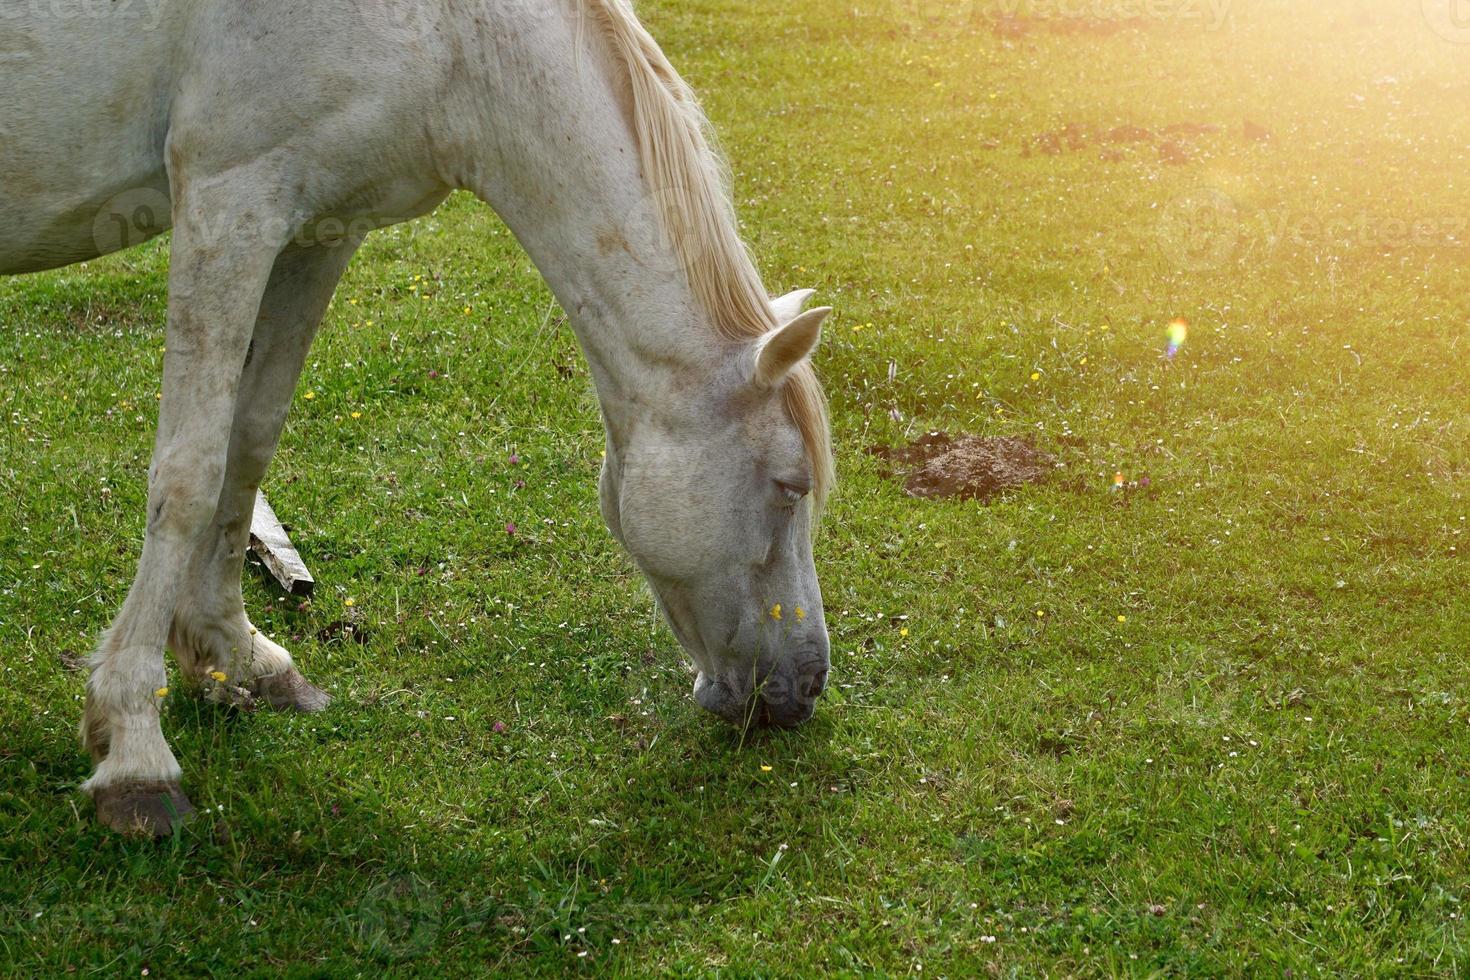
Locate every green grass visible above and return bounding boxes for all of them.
[3,0,1470,974]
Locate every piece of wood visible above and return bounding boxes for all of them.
[249,491,315,597]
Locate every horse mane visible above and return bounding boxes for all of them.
[586,0,834,512]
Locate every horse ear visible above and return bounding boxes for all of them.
[770,288,817,324]
[753,306,830,389]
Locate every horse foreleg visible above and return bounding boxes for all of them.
[168,240,360,712]
[81,183,287,836]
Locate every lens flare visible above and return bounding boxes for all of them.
[1166,317,1189,358]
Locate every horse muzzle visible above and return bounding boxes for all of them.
[693,639,830,729]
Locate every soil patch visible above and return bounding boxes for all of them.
[991,14,1144,38]
[1242,119,1274,142]
[869,432,1054,501]
[1021,120,1230,163]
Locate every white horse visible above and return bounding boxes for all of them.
[1,0,835,835]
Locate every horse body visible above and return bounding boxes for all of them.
[1,1,457,274]
[0,7,178,273]
[2,0,834,834]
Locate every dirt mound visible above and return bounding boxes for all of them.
[991,14,1144,38]
[1022,120,1229,163]
[869,432,1054,501]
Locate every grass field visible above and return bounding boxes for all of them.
[4,0,1470,974]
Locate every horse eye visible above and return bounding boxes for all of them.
[775,478,810,505]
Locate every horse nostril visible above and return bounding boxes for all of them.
[801,667,829,700]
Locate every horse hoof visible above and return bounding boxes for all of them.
[255,668,331,713]
[92,781,195,837]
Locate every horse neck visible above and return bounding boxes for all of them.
[449,3,720,437]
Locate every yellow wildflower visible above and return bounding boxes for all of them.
[795,606,806,621]
[154,687,169,698]
[770,603,782,620]
[209,671,227,682]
